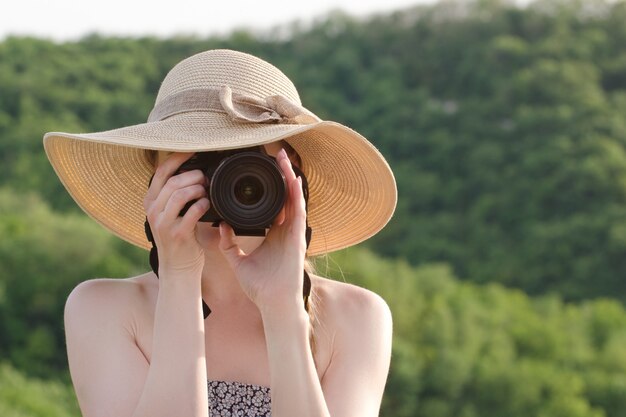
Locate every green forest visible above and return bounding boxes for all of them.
[2,0,626,415]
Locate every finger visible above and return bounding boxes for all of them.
[144,152,195,203]
[219,223,245,268]
[273,147,298,226]
[152,169,207,215]
[177,197,210,234]
[276,148,298,183]
[274,206,286,226]
[267,174,305,246]
[161,184,208,222]
[288,176,307,237]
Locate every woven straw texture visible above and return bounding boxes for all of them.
[43,49,397,256]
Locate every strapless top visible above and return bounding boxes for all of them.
[208,380,271,416]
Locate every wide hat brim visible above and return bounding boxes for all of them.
[43,111,397,256]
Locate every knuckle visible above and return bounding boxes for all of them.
[146,206,159,223]
[170,189,187,204]
[172,185,206,204]
[189,199,209,215]
[153,166,168,184]
[191,184,207,195]
[165,175,181,189]
[192,170,207,183]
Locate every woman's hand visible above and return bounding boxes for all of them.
[218,148,308,315]
[143,152,211,279]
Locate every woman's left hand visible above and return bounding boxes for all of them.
[218,148,308,316]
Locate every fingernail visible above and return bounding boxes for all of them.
[279,148,288,158]
[297,176,302,186]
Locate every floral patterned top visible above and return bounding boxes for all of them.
[208,380,271,417]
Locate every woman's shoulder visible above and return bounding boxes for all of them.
[64,273,157,324]
[309,275,393,386]
[310,274,392,331]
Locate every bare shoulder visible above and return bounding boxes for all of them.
[310,275,392,415]
[64,272,157,328]
[64,274,157,417]
[311,274,392,336]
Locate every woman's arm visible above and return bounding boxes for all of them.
[318,286,393,417]
[65,279,149,417]
[133,276,208,417]
[262,284,392,417]
[133,151,212,417]
[66,152,212,417]
[65,276,208,417]
[262,304,329,417]
[218,148,393,416]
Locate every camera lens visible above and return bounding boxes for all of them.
[210,152,286,230]
[233,175,264,206]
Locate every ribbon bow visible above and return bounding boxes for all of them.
[219,86,320,125]
[148,85,321,125]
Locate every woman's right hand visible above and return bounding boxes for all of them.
[143,152,210,279]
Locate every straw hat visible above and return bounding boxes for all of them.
[43,49,397,256]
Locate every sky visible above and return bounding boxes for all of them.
[0,0,437,41]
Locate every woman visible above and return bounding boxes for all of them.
[44,49,397,417]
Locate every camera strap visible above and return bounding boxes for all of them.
[144,167,313,319]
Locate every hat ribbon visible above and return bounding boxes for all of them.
[147,86,321,125]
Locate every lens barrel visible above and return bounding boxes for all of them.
[210,152,287,230]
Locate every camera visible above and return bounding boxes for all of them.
[176,146,287,236]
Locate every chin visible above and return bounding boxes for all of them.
[196,223,266,254]
[196,223,221,249]
[234,234,266,255]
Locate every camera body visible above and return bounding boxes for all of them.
[176,146,287,236]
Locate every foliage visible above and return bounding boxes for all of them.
[325,248,626,417]
[1,188,625,416]
[0,188,147,378]
[1,0,626,416]
[2,1,626,301]
[0,362,79,417]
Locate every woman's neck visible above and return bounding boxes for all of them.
[195,224,265,310]
[200,252,246,305]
